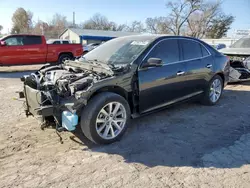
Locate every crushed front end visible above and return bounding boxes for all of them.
[227,55,250,82]
[219,37,250,83]
[19,60,115,131]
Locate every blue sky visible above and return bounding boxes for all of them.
[0,0,249,36]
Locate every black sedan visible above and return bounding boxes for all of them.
[20,35,230,144]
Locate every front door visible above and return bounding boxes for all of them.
[138,39,188,113]
[0,36,27,65]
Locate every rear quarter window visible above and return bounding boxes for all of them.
[203,42,222,56]
[201,44,210,57]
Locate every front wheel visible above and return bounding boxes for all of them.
[81,92,131,144]
[201,75,223,105]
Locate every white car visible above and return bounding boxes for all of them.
[47,39,71,44]
[87,43,101,51]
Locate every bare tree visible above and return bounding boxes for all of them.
[47,13,68,38]
[11,8,33,34]
[125,21,145,33]
[145,17,170,34]
[165,0,202,35]
[81,13,112,30]
[81,13,128,31]
[206,14,234,38]
[162,0,233,38]
[108,22,127,31]
[32,21,49,35]
[186,1,221,38]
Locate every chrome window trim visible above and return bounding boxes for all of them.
[139,37,212,69]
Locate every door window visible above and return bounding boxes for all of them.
[53,41,61,44]
[182,39,202,60]
[62,41,69,44]
[145,39,179,64]
[23,36,42,45]
[4,36,24,46]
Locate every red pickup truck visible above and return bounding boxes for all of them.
[0,34,83,66]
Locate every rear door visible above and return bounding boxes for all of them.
[22,36,46,64]
[179,39,213,94]
[138,39,189,113]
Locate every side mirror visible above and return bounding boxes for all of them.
[0,41,6,46]
[142,58,163,68]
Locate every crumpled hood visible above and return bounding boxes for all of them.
[65,60,114,76]
[219,48,250,55]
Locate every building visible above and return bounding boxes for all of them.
[201,38,238,47]
[59,28,139,45]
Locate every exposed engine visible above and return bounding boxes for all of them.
[23,60,118,104]
[44,70,94,97]
[228,55,250,81]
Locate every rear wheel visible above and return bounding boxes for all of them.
[201,75,223,105]
[81,92,131,144]
[58,54,72,64]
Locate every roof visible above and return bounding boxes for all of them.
[114,34,204,41]
[111,34,161,41]
[2,34,44,38]
[60,28,140,38]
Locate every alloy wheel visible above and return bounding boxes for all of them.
[209,78,222,103]
[95,102,127,140]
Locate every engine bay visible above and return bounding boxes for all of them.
[23,60,118,106]
[228,55,250,82]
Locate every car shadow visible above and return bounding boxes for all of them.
[71,88,250,168]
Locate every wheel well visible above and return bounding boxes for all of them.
[59,52,73,59]
[89,86,133,110]
[90,86,127,100]
[217,72,225,84]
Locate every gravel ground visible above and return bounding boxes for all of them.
[0,72,250,188]
[0,65,43,72]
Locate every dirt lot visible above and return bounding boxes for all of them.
[1,71,250,188]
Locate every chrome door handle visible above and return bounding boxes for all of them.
[206,64,212,68]
[177,71,185,76]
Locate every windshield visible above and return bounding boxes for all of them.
[82,36,153,65]
[231,37,250,48]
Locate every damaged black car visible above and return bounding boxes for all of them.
[20,35,230,144]
[219,36,250,82]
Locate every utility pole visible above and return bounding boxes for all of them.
[40,25,44,35]
[73,12,75,28]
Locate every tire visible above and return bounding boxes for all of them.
[81,92,131,144]
[82,51,89,55]
[58,54,72,64]
[201,75,223,105]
